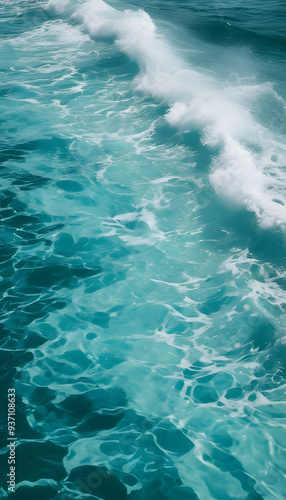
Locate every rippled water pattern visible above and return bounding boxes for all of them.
[1,0,286,499]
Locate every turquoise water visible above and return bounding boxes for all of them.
[1,0,286,498]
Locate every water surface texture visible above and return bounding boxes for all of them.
[1,0,286,499]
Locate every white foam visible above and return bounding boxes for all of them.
[46,0,286,228]
[46,0,70,14]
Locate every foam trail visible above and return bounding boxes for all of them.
[47,0,286,228]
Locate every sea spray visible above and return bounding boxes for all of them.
[47,0,286,228]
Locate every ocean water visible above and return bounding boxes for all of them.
[0,0,286,498]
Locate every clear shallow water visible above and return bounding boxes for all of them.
[0,0,286,499]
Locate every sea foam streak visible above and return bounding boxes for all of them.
[47,0,286,229]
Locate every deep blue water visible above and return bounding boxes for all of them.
[0,0,286,499]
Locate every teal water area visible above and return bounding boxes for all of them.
[0,0,286,499]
